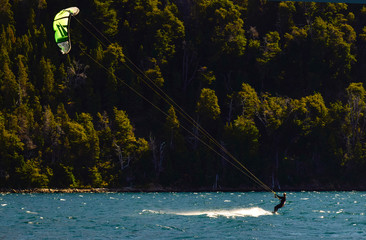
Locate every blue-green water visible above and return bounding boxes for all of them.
[0,191,365,239]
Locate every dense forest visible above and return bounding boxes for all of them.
[1,0,366,190]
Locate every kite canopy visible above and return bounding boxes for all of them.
[53,7,80,54]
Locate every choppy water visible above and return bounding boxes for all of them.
[0,191,365,239]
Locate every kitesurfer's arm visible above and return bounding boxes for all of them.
[274,194,284,200]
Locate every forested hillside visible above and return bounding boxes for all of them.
[1,0,366,190]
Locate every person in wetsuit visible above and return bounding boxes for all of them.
[273,193,286,213]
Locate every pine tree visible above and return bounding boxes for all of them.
[0,0,14,27]
[39,57,55,106]
[0,62,18,110]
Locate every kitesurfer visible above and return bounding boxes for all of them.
[273,193,286,213]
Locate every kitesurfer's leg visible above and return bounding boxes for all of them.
[273,204,281,213]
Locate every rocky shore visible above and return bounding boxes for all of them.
[1,183,366,194]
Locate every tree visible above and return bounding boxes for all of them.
[0,62,18,110]
[93,0,119,37]
[258,31,281,65]
[164,105,180,145]
[342,82,366,170]
[13,103,37,159]
[278,1,296,33]
[152,105,185,183]
[279,7,356,99]
[16,55,34,105]
[39,57,55,105]
[0,112,24,187]
[62,113,100,186]
[41,105,62,165]
[49,104,79,187]
[1,25,16,55]
[144,58,164,87]
[17,158,52,188]
[76,113,101,186]
[90,43,124,111]
[115,0,184,64]
[237,82,260,118]
[256,31,282,92]
[193,0,246,57]
[290,93,329,183]
[96,111,116,186]
[0,0,14,27]
[113,107,149,175]
[223,115,260,187]
[2,0,366,189]
[196,88,221,121]
[257,93,294,189]
[293,93,328,135]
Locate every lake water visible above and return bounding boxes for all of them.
[0,191,365,239]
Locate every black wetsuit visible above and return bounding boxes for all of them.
[273,194,286,213]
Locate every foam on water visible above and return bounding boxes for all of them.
[26,210,38,214]
[172,207,272,218]
[141,209,161,215]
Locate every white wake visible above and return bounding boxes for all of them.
[173,207,272,218]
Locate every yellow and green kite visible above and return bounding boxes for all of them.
[53,7,80,54]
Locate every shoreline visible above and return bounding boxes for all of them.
[2,184,366,194]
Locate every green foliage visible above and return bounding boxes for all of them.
[278,2,296,31]
[112,107,149,175]
[360,26,366,42]
[342,83,366,168]
[0,112,24,187]
[93,0,118,37]
[194,0,246,56]
[114,107,135,145]
[0,0,14,26]
[258,31,281,64]
[196,88,221,120]
[16,55,30,105]
[238,82,260,118]
[225,115,259,157]
[2,0,366,189]
[152,3,185,64]
[0,62,17,110]
[104,43,125,66]
[257,93,292,133]
[165,105,180,132]
[1,25,16,53]
[39,57,55,105]
[117,0,184,64]
[293,93,328,135]
[197,67,216,86]
[17,158,52,188]
[52,163,77,188]
[144,58,164,87]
